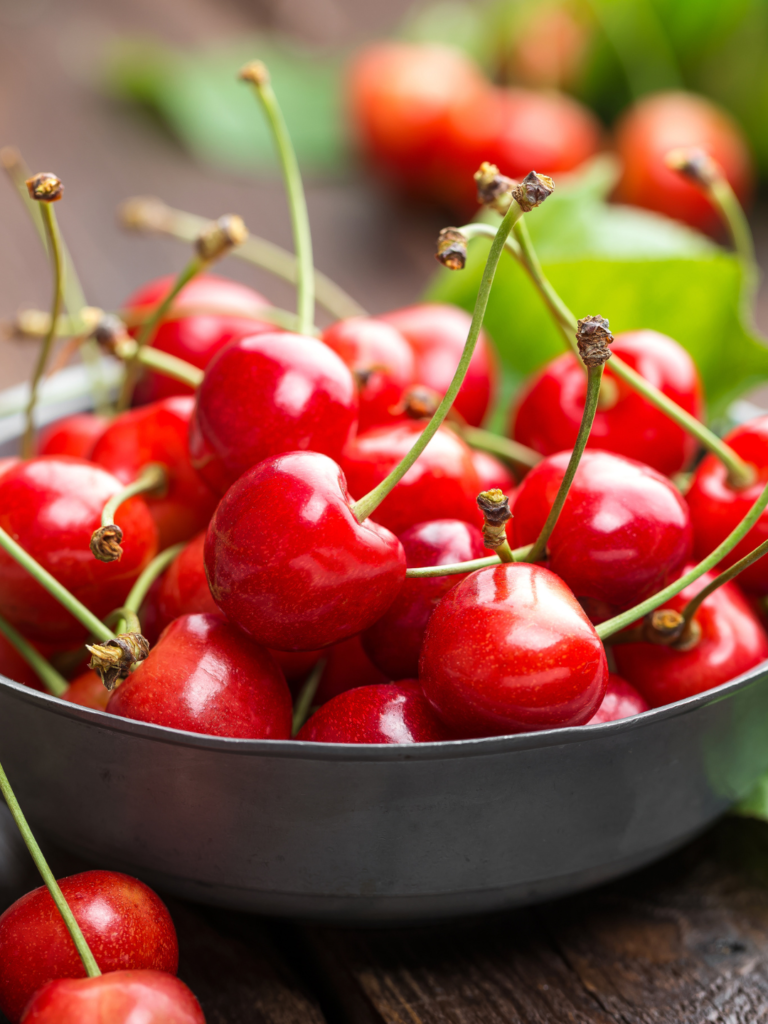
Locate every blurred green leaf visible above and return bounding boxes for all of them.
[105,35,349,175]
[736,773,768,821]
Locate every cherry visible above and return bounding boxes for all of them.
[20,971,204,1024]
[613,570,768,708]
[36,414,109,459]
[586,673,649,725]
[107,613,293,739]
[687,416,768,595]
[124,273,275,404]
[90,397,218,548]
[614,91,754,236]
[297,680,452,743]
[379,304,496,427]
[512,449,692,608]
[273,648,323,688]
[189,331,359,494]
[205,451,406,651]
[511,331,704,476]
[0,870,178,1023]
[419,562,608,736]
[362,519,485,680]
[321,317,415,431]
[61,670,110,711]
[470,449,515,493]
[342,422,480,536]
[313,633,389,705]
[0,458,158,642]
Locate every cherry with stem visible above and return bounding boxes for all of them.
[0,613,68,697]
[90,464,168,563]
[110,543,185,637]
[94,316,204,390]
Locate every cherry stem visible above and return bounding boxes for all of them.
[122,301,314,336]
[107,607,142,637]
[0,613,68,697]
[0,760,101,977]
[0,526,115,642]
[456,424,542,470]
[112,542,185,634]
[291,658,326,736]
[681,538,768,626]
[102,464,166,531]
[526,363,604,564]
[241,64,315,336]
[110,335,203,389]
[353,201,525,523]
[405,543,534,578]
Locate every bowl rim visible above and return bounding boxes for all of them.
[2,658,767,763]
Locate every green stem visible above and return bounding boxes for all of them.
[457,425,541,469]
[243,67,315,335]
[353,202,524,523]
[112,338,203,389]
[123,544,185,616]
[123,300,312,336]
[0,613,68,697]
[405,543,534,578]
[23,204,64,457]
[108,607,142,637]
[100,464,166,530]
[710,177,756,275]
[526,364,604,564]
[0,526,114,642]
[291,658,326,736]
[0,760,101,977]
[681,538,768,626]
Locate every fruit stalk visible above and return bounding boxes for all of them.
[405,544,534,578]
[90,463,167,564]
[112,543,185,634]
[94,316,204,389]
[291,658,326,736]
[0,613,68,697]
[681,538,768,627]
[476,490,515,562]
[456,424,541,469]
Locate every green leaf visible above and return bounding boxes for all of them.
[735,772,768,821]
[104,35,348,175]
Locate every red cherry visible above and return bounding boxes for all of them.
[614,91,754,235]
[512,450,692,608]
[297,680,452,743]
[420,562,608,736]
[91,397,218,549]
[0,458,158,642]
[124,273,275,403]
[154,532,219,631]
[687,416,768,594]
[21,971,204,1024]
[321,317,415,431]
[189,332,359,494]
[0,870,178,1023]
[511,331,704,476]
[36,414,109,459]
[586,673,649,724]
[313,633,389,705]
[107,613,292,738]
[470,449,515,492]
[61,670,110,711]
[379,304,496,427]
[342,422,480,536]
[362,519,486,680]
[205,451,406,651]
[613,571,768,708]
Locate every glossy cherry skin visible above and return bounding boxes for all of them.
[314,633,389,705]
[205,451,406,650]
[0,458,158,642]
[362,519,486,680]
[125,273,275,404]
[687,416,768,595]
[36,413,109,459]
[379,304,496,428]
[189,331,359,494]
[342,422,481,536]
[91,397,218,549]
[21,971,204,1024]
[613,571,768,708]
[107,613,292,738]
[512,450,692,608]
[297,681,453,743]
[511,331,704,477]
[0,870,178,1023]
[420,562,608,736]
[470,449,515,493]
[322,317,415,432]
[614,91,754,236]
[586,674,649,725]
[61,670,110,711]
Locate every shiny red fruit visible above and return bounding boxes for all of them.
[342,422,480,536]
[470,449,515,493]
[0,458,158,642]
[512,450,691,608]
[362,519,485,680]
[687,416,768,595]
[205,451,406,651]
[21,971,204,1024]
[297,680,452,743]
[36,413,109,459]
[190,332,358,494]
[154,532,218,630]
[108,613,292,738]
[61,670,110,711]
[322,317,415,431]
[379,304,496,427]
[91,397,218,548]
[586,673,649,725]
[125,273,275,403]
[420,562,608,736]
[0,870,178,1023]
[511,331,704,476]
[314,633,389,705]
[613,570,768,708]
[614,91,754,235]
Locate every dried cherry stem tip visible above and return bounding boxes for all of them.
[477,490,514,562]
[87,632,149,691]
[0,613,68,697]
[0,762,101,977]
[90,463,168,564]
[436,228,468,271]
